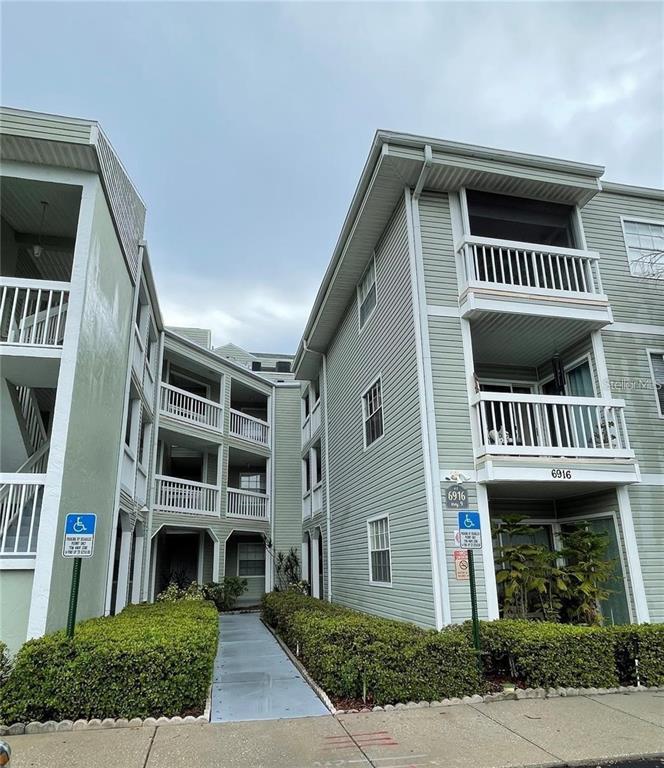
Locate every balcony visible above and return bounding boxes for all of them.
[302,399,322,448]
[155,475,220,516]
[230,409,270,447]
[457,236,612,326]
[160,382,223,433]
[227,488,269,521]
[0,475,44,559]
[473,391,633,460]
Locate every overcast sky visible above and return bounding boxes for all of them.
[2,2,662,353]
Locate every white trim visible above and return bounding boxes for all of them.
[301,532,310,584]
[406,188,450,627]
[0,558,36,570]
[459,294,613,323]
[476,461,640,485]
[27,173,98,639]
[477,483,499,619]
[616,486,650,623]
[197,530,205,583]
[366,512,392,586]
[640,473,664,485]
[310,532,321,598]
[591,332,612,398]
[605,322,664,336]
[322,353,332,601]
[645,348,664,419]
[619,215,664,280]
[361,374,385,450]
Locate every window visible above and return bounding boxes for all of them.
[622,219,664,278]
[239,472,265,493]
[368,516,391,583]
[358,257,377,328]
[362,377,384,447]
[648,351,664,417]
[238,541,265,576]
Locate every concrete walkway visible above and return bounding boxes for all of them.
[210,612,330,722]
[4,692,663,768]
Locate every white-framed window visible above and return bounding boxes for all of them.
[237,541,265,576]
[647,350,664,418]
[357,256,377,329]
[367,515,391,584]
[239,472,265,493]
[362,377,384,448]
[621,218,664,278]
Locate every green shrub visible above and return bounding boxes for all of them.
[155,580,206,602]
[202,577,248,612]
[0,641,11,687]
[262,593,482,704]
[0,600,218,724]
[477,619,618,688]
[611,624,664,686]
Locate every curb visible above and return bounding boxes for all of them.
[333,684,664,714]
[0,714,209,737]
[261,619,336,714]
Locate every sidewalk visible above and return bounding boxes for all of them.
[210,612,329,721]
[4,691,663,767]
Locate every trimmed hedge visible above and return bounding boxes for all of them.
[263,593,664,700]
[611,625,664,686]
[262,593,482,704]
[477,619,618,688]
[0,600,218,724]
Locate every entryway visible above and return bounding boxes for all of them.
[210,612,330,722]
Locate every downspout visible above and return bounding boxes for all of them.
[302,340,333,601]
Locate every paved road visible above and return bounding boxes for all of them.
[3,692,663,767]
[210,612,329,722]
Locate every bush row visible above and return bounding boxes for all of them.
[262,593,482,703]
[0,600,218,724]
[262,593,664,704]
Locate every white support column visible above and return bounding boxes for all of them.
[301,538,310,584]
[311,534,320,598]
[477,483,499,619]
[212,537,220,583]
[131,525,145,604]
[114,514,133,615]
[616,486,650,623]
[197,531,205,583]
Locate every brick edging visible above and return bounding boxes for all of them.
[333,685,664,714]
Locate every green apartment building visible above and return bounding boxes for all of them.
[1,109,662,651]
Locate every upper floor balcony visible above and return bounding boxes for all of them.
[229,379,270,448]
[301,378,322,448]
[160,381,224,433]
[154,475,220,517]
[226,447,269,521]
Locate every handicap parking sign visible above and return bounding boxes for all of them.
[457,511,482,549]
[63,514,97,558]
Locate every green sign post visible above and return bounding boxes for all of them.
[62,514,96,639]
[458,511,483,677]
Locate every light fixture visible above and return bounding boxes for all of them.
[32,201,49,260]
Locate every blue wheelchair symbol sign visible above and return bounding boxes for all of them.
[65,514,96,536]
[458,511,480,531]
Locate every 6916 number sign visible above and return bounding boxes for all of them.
[445,484,468,509]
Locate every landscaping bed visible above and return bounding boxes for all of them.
[0,600,218,725]
[262,593,664,707]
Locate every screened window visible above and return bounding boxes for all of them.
[358,258,377,328]
[649,351,664,416]
[238,541,265,576]
[239,472,265,493]
[362,378,384,447]
[623,220,664,278]
[368,516,391,583]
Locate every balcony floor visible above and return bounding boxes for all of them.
[0,348,60,387]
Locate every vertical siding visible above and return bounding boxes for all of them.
[581,191,664,326]
[326,198,436,627]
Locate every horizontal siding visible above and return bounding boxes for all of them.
[601,331,664,474]
[418,191,458,306]
[326,198,436,627]
[0,110,93,144]
[628,484,664,622]
[273,387,304,558]
[581,191,664,326]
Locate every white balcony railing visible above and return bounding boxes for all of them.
[311,400,322,434]
[230,409,269,446]
[302,492,311,520]
[132,325,145,379]
[155,475,219,516]
[160,383,223,432]
[312,484,323,515]
[0,475,45,556]
[301,416,311,448]
[458,236,605,298]
[473,392,633,459]
[0,278,69,347]
[227,488,269,520]
[135,463,148,505]
[121,445,135,495]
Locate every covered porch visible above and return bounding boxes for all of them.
[150,525,219,598]
[224,530,269,607]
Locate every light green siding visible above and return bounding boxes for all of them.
[628,484,664,622]
[420,191,458,306]
[0,570,33,653]
[325,198,436,627]
[273,386,304,558]
[46,183,134,632]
